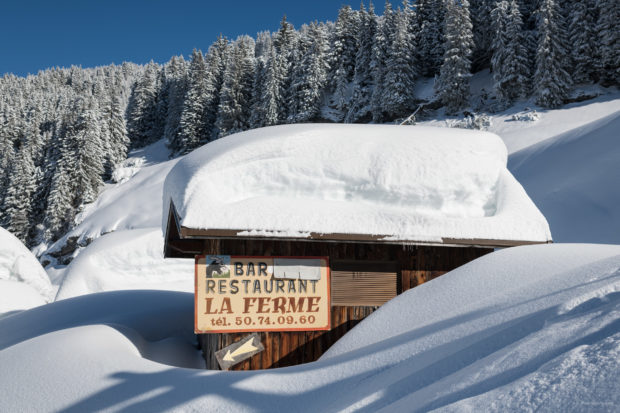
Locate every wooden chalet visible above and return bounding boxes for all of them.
[162,124,552,370]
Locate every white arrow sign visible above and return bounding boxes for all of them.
[215,333,265,370]
[223,338,259,362]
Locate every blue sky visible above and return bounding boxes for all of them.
[2,0,398,77]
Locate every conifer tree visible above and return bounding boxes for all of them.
[491,0,530,104]
[534,0,572,108]
[596,0,619,85]
[287,22,330,123]
[382,1,418,119]
[251,43,281,127]
[567,0,596,83]
[204,36,231,141]
[370,0,395,122]
[272,16,299,122]
[177,49,209,153]
[126,62,160,148]
[3,142,37,244]
[329,5,360,119]
[105,94,129,173]
[469,0,493,70]
[346,2,377,123]
[43,98,105,241]
[215,36,256,137]
[436,0,474,114]
[418,0,445,76]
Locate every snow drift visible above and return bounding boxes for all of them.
[163,124,551,243]
[0,226,53,314]
[510,111,620,244]
[1,243,618,412]
[55,228,194,300]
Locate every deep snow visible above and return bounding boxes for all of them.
[0,226,53,315]
[1,86,618,412]
[509,111,620,244]
[163,124,550,243]
[0,244,618,412]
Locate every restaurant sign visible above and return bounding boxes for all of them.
[195,255,330,333]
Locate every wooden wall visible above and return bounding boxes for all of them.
[198,238,492,370]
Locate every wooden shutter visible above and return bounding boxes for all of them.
[330,260,398,306]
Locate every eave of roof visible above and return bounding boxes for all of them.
[165,201,551,252]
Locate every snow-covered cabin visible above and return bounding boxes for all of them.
[162,124,551,370]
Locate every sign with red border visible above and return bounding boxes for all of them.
[195,255,331,334]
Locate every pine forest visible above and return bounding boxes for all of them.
[0,0,618,252]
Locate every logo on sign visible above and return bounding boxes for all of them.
[206,255,230,278]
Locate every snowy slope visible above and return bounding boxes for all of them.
[1,243,618,412]
[509,111,620,244]
[55,228,193,300]
[43,94,619,301]
[45,139,178,254]
[0,227,53,315]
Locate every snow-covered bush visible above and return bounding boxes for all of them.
[510,109,540,122]
[447,113,492,130]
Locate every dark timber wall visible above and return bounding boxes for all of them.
[197,238,492,370]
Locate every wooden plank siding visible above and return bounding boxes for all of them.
[196,238,492,370]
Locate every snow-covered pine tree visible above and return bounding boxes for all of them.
[204,36,231,142]
[417,0,445,76]
[329,5,360,120]
[254,31,273,60]
[43,115,76,241]
[164,56,189,155]
[567,0,596,84]
[104,93,129,174]
[287,22,330,123]
[251,43,281,127]
[596,0,619,86]
[43,98,105,241]
[435,0,474,115]
[329,5,359,87]
[491,0,530,104]
[126,61,160,148]
[0,108,20,226]
[73,99,105,206]
[345,2,377,123]
[470,0,495,71]
[152,68,168,144]
[534,0,572,108]
[272,16,299,122]
[177,49,209,154]
[371,0,395,122]
[381,1,418,119]
[215,36,256,138]
[3,136,38,244]
[519,0,540,82]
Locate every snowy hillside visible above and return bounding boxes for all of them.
[0,227,53,316]
[1,243,618,412]
[14,91,612,301]
[510,110,620,244]
[0,90,618,412]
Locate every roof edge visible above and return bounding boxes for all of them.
[178,225,551,248]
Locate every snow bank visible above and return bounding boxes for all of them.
[510,111,620,244]
[490,91,620,154]
[0,226,53,309]
[55,228,193,300]
[0,280,47,317]
[163,124,551,243]
[1,244,618,412]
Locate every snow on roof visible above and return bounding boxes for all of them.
[163,124,551,245]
